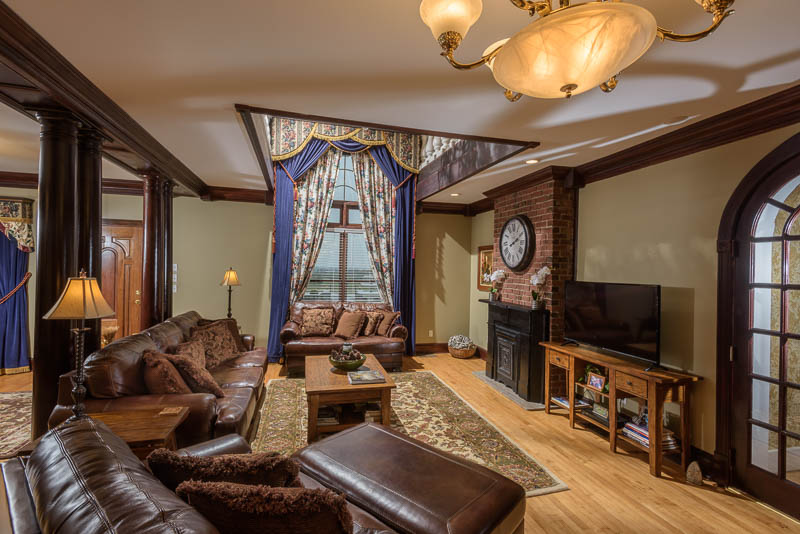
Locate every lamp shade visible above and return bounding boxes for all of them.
[490,2,657,99]
[43,272,115,320]
[221,268,241,286]
[420,0,482,40]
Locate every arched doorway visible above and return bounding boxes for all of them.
[718,132,800,518]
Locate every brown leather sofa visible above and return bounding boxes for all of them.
[281,302,408,375]
[1,418,525,534]
[48,311,268,447]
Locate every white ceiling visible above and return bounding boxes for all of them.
[2,0,799,202]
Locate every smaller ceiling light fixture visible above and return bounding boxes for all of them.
[419,0,735,101]
[525,159,539,164]
[221,267,241,319]
[450,193,461,197]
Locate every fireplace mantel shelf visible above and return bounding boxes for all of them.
[478,299,543,314]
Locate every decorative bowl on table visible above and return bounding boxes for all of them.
[329,347,366,371]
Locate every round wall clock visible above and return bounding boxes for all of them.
[499,215,535,272]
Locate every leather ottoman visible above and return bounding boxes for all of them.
[294,423,526,534]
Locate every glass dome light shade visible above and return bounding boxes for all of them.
[482,38,509,72]
[420,0,483,40]
[490,2,657,99]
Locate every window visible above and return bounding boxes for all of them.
[302,155,384,303]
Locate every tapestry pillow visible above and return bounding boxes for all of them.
[375,311,400,337]
[190,321,239,369]
[199,318,247,353]
[301,308,335,337]
[361,312,384,337]
[333,311,366,340]
[149,350,225,398]
[147,449,301,491]
[175,481,353,534]
[142,352,192,395]
[174,340,206,369]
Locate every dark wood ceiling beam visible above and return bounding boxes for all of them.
[235,103,535,146]
[577,83,800,184]
[201,185,272,204]
[417,140,536,201]
[237,107,274,192]
[0,3,208,197]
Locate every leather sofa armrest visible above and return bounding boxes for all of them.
[175,434,251,457]
[241,335,255,351]
[48,393,217,448]
[280,320,302,344]
[388,324,408,341]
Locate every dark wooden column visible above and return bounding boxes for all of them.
[76,128,104,356]
[141,174,161,329]
[32,110,79,438]
[161,179,174,320]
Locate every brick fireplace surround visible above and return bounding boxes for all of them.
[491,171,577,340]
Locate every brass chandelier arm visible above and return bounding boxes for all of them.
[441,46,503,70]
[504,90,523,102]
[657,8,735,42]
[508,0,552,16]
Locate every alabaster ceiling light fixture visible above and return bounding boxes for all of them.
[419,0,735,100]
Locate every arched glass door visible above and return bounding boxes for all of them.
[734,173,800,513]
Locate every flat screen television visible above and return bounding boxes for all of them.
[564,281,661,366]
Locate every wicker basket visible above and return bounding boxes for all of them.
[448,346,476,359]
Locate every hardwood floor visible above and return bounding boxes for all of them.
[3,355,799,533]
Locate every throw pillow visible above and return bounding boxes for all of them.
[190,321,239,369]
[333,311,366,340]
[300,308,335,337]
[361,312,384,336]
[142,352,192,395]
[175,481,353,534]
[174,340,206,369]
[375,311,400,337]
[198,318,247,353]
[148,350,225,398]
[147,449,300,491]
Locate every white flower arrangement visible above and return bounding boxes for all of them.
[489,270,506,283]
[530,266,551,302]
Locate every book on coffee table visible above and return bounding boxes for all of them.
[348,369,386,385]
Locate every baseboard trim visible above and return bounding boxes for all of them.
[414,343,448,354]
[477,346,487,361]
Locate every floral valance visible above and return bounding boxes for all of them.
[269,117,423,173]
[0,198,34,252]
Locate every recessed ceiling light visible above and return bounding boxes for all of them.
[525,159,539,164]
[450,193,460,197]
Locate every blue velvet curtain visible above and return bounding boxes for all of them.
[370,146,416,355]
[267,138,332,361]
[266,138,417,360]
[0,233,31,374]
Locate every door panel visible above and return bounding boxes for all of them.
[732,172,800,517]
[101,220,143,343]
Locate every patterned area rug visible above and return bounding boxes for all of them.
[252,371,567,496]
[0,391,31,458]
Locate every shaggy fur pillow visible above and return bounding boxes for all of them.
[147,350,225,398]
[142,352,192,395]
[175,481,353,534]
[375,311,400,337]
[174,340,206,369]
[147,449,301,491]
[333,311,366,340]
[300,308,335,337]
[361,312,384,336]
[190,321,239,369]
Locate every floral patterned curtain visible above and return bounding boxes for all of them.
[0,198,35,252]
[352,151,395,304]
[288,148,343,305]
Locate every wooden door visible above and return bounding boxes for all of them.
[101,220,143,343]
[732,170,800,518]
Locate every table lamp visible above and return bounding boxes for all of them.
[221,267,240,319]
[43,269,115,419]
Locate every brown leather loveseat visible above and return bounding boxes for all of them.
[48,311,267,447]
[281,302,408,375]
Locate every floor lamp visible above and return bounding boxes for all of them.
[43,269,115,419]
[221,267,240,319]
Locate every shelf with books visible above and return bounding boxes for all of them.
[574,410,610,432]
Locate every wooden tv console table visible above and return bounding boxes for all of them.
[541,342,701,478]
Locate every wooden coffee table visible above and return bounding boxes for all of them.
[16,407,189,460]
[305,354,396,443]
